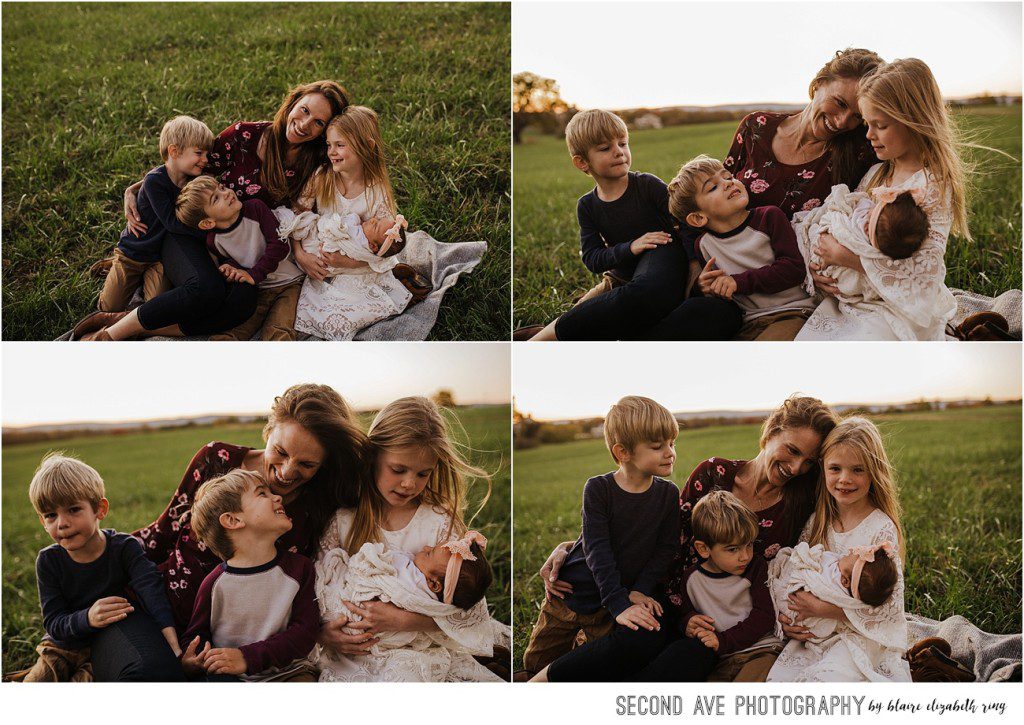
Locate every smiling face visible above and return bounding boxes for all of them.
[861,100,918,164]
[823,442,872,510]
[576,135,631,181]
[262,420,326,501]
[38,498,108,561]
[199,183,242,228]
[238,480,293,537]
[326,126,362,175]
[285,92,333,145]
[619,438,676,478]
[167,145,209,177]
[690,168,749,226]
[807,76,863,140]
[374,445,439,512]
[761,426,824,489]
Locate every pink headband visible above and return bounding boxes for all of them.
[441,531,487,605]
[867,186,928,247]
[377,214,408,257]
[850,541,894,601]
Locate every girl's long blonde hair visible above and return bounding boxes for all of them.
[344,397,491,553]
[310,106,396,216]
[858,58,970,240]
[807,417,905,559]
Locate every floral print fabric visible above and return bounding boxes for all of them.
[206,122,297,207]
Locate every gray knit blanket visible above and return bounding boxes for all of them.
[907,614,1021,682]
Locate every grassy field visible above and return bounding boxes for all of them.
[512,405,1022,666]
[2,404,510,674]
[513,107,1022,328]
[1,2,510,341]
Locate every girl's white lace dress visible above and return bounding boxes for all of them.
[313,504,510,682]
[795,163,956,341]
[767,509,911,682]
[291,184,411,341]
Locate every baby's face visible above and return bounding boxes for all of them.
[413,543,452,579]
[837,552,859,593]
[361,216,395,251]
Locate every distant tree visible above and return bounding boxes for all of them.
[513,71,569,144]
[433,389,456,408]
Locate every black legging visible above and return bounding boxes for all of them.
[136,232,258,335]
[90,611,185,682]
[547,622,667,682]
[630,634,717,682]
[639,295,743,340]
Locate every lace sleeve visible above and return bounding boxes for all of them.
[842,517,908,650]
[367,185,392,220]
[796,514,815,544]
[319,515,342,558]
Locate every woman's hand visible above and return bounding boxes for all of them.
[777,612,814,642]
[293,244,328,281]
[318,615,379,656]
[123,180,146,237]
[343,599,437,635]
[539,541,574,601]
[788,590,845,622]
[814,232,863,272]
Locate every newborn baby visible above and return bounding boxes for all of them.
[768,541,898,641]
[273,208,408,276]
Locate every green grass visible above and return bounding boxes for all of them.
[512,405,1022,666]
[513,109,1021,328]
[1,2,510,341]
[2,405,510,674]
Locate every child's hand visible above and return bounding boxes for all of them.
[629,232,672,255]
[181,635,211,675]
[684,613,716,638]
[615,604,661,632]
[710,274,737,299]
[204,647,247,676]
[628,591,664,616]
[697,257,727,294]
[161,626,182,658]
[87,596,134,628]
[697,628,720,651]
[218,264,255,285]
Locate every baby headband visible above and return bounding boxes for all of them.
[377,214,408,257]
[850,541,895,601]
[866,185,930,246]
[441,530,487,605]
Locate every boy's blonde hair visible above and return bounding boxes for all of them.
[308,106,396,216]
[190,469,264,561]
[667,154,724,221]
[175,175,221,228]
[859,58,970,240]
[344,397,491,554]
[603,396,679,463]
[565,109,628,160]
[807,417,905,559]
[159,115,214,162]
[29,453,105,514]
[691,490,759,547]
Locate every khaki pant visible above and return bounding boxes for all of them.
[210,279,302,341]
[522,596,614,674]
[736,309,811,341]
[16,641,92,682]
[573,272,627,305]
[97,249,172,312]
[707,643,782,682]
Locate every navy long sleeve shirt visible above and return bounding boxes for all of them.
[117,165,203,263]
[36,529,175,649]
[561,473,681,617]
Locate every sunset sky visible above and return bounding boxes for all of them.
[514,1,1022,109]
[2,344,510,426]
[514,343,1021,420]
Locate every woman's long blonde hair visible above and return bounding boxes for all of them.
[309,106,396,215]
[807,417,905,559]
[858,58,970,240]
[344,397,491,553]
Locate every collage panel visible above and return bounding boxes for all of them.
[1,343,511,682]
[512,2,1021,342]
[2,1,509,342]
[513,343,1021,684]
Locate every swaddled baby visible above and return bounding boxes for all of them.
[768,541,898,641]
[273,208,408,276]
[793,184,929,302]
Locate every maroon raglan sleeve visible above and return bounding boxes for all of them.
[238,554,320,674]
[715,557,774,656]
[731,206,805,295]
[182,567,221,647]
[244,199,290,285]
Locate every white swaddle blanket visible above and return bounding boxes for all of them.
[273,208,399,276]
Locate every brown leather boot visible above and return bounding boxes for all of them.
[512,325,544,341]
[392,263,432,303]
[906,637,975,682]
[72,310,127,340]
[80,328,114,342]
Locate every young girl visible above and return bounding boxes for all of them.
[767,417,911,682]
[314,396,509,681]
[288,106,417,340]
[797,58,965,341]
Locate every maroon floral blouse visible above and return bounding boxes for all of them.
[206,122,299,207]
[723,112,876,220]
[133,441,318,631]
[663,457,807,609]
